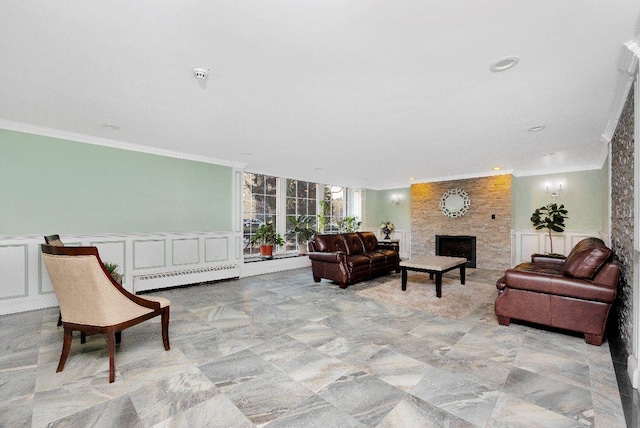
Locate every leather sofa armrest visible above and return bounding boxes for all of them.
[531,253,566,265]
[307,251,345,263]
[592,262,620,289]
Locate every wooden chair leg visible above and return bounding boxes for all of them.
[161,308,170,351]
[107,332,116,383]
[57,328,73,373]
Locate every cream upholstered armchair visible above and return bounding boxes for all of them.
[41,244,170,383]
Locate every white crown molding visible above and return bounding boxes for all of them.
[602,41,639,143]
[511,163,604,178]
[0,120,248,170]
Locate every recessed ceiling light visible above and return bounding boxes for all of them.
[409,177,415,181]
[240,152,252,156]
[528,125,545,132]
[490,56,520,72]
[314,167,323,171]
[493,166,502,171]
[101,123,120,130]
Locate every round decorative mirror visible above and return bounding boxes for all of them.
[440,189,471,218]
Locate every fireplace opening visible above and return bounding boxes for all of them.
[435,235,476,268]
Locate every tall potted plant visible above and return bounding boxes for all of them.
[249,222,284,258]
[530,203,569,254]
[287,215,316,254]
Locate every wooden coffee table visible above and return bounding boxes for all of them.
[400,256,467,298]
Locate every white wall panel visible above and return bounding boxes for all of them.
[133,239,166,269]
[0,245,27,298]
[205,237,228,262]
[172,238,200,265]
[518,233,540,264]
[92,240,126,273]
[512,230,604,266]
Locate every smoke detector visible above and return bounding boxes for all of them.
[192,67,209,80]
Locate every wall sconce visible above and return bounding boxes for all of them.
[545,183,562,199]
[391,194,403,205]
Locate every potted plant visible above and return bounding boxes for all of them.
[104,262,122,285]
[318,200,329,233]
[249,222,285,258]
[531,203,569,254]
[338,216,361,233]
[287,215,316,254]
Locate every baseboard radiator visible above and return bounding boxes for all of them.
[133,264,240,292]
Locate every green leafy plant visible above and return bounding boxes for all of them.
[338,216,361,233]
[287,215,316,245]
[318,200,329,233]
[249,222,285,247]
[531,203,569,254]
[104,262,119,275]
[103,262,122,284]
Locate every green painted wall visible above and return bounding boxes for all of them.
[363,167,609,234]
[363,188,411,230]
[511,168,608,231]
[1,130,233,235]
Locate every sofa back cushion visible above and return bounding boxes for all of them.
[358,232,379,252]
[560,237,613,280]
[341,233,365,255]
[313,234,346,253]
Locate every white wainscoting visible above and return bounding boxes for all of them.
[511,230,608,266]
[0,232,243,315]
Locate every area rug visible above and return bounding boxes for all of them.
[356,273,496,320]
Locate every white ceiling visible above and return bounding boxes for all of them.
[2,1,639,189]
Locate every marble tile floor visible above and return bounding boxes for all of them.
[0,267,632,427]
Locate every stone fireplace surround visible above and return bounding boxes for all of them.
[411,175,512,271]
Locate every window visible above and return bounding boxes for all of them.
[243,172,349,257]
[321,185,346,234]
[285,179,317,251]
[243,173,277,256]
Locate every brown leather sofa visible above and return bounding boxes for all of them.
[308,232,400,288]
[495,237,620,345]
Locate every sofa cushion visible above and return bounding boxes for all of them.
[358,232,379,252]
[313,234,346,253]
[341,233,365,256]
[560,238,612,280]
[363,251,386,264]
[346,254,371,267]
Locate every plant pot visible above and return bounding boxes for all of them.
[260,245,274,258]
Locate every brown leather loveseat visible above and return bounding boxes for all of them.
[308,232,400,288]
[495,237,620,345]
